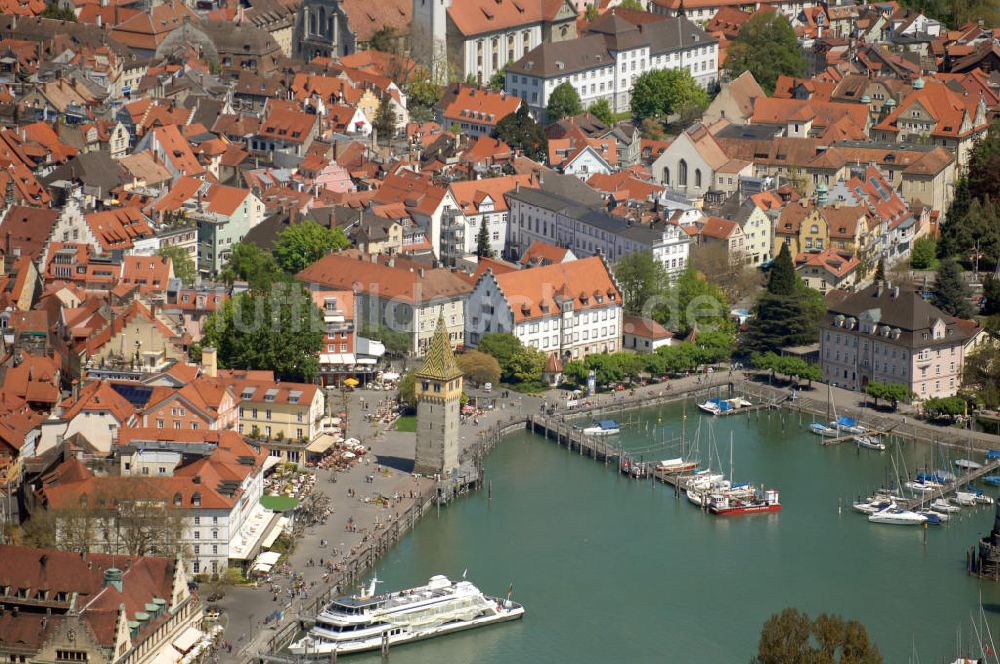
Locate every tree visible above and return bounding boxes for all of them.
[692,331,736,365]
[508,346,546,383]
[397,372,417,412]
[562,359,589,386]
[477,332,531,382]
[752,607,882,664]
[403,67,441,123]
[689,243,764,302]
[865,381,912,408]
[931,259,974,318]
[984,274,1000,316]
[909,237,937,270]
[939,122,1000,265]
[156,245,196,286]
[373,99,397,144]
[584,4,599,20]
[493,105,547,161]
[546,82,583,122]
[361,324,412,357]
[274,221,351,275]
[963,343,1000,408]
[630,69,709,121]
[220,242,282,291]
[742,245,825,354]
[725,12,806,95]
[671,265,730,335]
[873,256,885,283]
[488,64,509,91]
[619,0,644,7]
[40,4,76,20]
[588,98,615,125]
[923,396,967,420]
[368,26,397,53]
[475,220,494,258]
[613,251,668,316]
[201,282,324,382]
[456,350,501,386]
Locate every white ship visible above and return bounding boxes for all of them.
[289,575,524,656]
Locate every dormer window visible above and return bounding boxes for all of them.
[192,492,201,507]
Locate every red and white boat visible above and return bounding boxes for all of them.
[707,489,782,516]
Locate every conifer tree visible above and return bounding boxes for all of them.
[932,259,974,318]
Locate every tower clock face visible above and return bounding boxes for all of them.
[68,628,76,643]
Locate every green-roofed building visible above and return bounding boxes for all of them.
[414,317,463,477]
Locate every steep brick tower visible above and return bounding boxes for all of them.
[413,316,462,477]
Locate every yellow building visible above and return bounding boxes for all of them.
[229,379,325,443]
[774,200,872,272]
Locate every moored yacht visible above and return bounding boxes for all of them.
[868,508,928,525]
[289,575,523,656]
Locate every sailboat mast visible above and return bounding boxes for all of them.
[730,432,734,480]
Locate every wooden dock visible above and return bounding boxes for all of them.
[899,459,1000,510]
[527,415,625,463]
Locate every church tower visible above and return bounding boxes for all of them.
[413,317,462,477]
[411,0,451,83]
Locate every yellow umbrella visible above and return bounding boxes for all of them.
[343,378,360,387]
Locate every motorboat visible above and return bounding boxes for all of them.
[583,419,620,436]
[953,491,979,506]
[655,458,700,474]
[868,508,928,525]
[289,575,524,655]
[917,511,944,525]
[955,459,983,471]
[930,498,961,514]
[684,471,725,490]
[853,499,894,515]
[983,475,1000,487]
[854,435,885,451]
[707,488,781,515]
[809,422,838,437]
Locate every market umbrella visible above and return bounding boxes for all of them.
[344,378,360,387]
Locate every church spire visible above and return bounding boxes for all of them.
[415,316,462,382]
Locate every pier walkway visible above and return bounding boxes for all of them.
[898,459,1000,510]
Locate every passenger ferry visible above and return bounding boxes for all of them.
[289,575,524,655]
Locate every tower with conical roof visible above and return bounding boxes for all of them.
[413,316,463,477]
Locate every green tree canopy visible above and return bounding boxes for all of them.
[742,245,825,354]
[475,221,494,258]
[493,105,547,161]
[403,67,441,123]
[725,12,806,95]
[588,98,615,125]
[923,396,967,420]
[40,4,76,20]
[909,237,937,270]
[274,221,351,275]
[964,343,1000,407]
[156,245,196,286]
[671,265,730,335]
[397,372,417,411]
[613,251,668,316]
[507,345,546,383]
[361,324,412,357]
[752,607,882,664]
[630,69,709,121]
[939,122,1000,265]
[456,350,501,386]
[488,64,509,91]
[373,99,397,143]
[865,381,912,408]
[984,274,1000,316]
[931,259,974,318]
[546,82,583,122]
[368,26,397,53]
[220,242,282,291]
[201,283,323,382]
[562,359,589,386]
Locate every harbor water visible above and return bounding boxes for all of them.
[354,401,1000,662]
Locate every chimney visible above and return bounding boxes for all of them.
[71,379,79,401]
[103,568,123,593]
[201,346,217,378]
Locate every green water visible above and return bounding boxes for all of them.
[357,402,1000,663]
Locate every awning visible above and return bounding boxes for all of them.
[261,516,290,550]
[172,626,204,654]
[256,550,282,566]
[150,645,180,664]
[320,353,354,364]
[306,434,336,454]
[262,456,282,472]
[251,561,273,574]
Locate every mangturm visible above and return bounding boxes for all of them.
[413,317,463,477]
